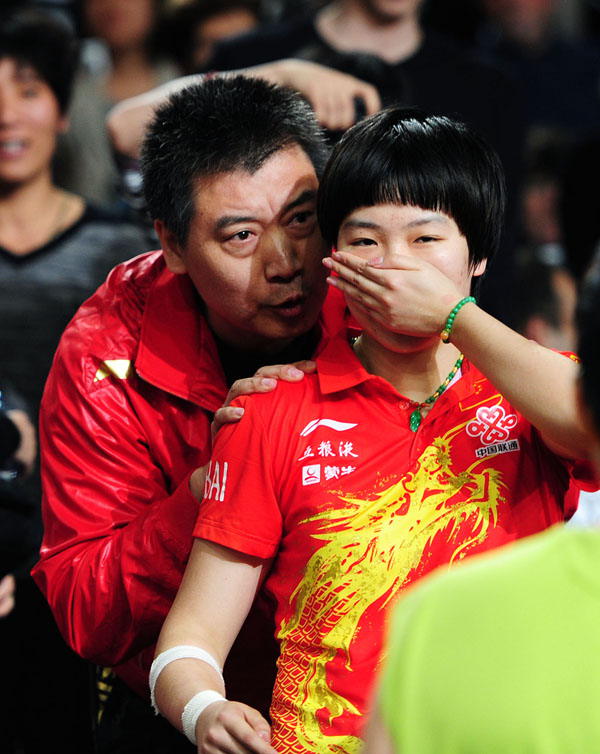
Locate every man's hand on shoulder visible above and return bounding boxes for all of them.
[212,360,316,440]
[190,362,315,501]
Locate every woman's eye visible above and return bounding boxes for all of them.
[349,238,376,246]
[415,236,438,243]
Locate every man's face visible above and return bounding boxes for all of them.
[159,145,328,352]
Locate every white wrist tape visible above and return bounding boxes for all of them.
[182,689,226,744]
[149,645,224,714]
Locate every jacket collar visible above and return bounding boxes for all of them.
[135,264,228,412]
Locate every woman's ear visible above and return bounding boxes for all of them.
[472,258,487,278]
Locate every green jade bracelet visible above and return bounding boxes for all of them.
[439,296,476,343]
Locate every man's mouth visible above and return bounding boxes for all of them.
[267,295,307,318]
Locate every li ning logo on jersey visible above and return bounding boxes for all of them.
[204,460,228,501]
[300,419,357,436]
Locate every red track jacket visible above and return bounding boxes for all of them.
[32,250,344,699]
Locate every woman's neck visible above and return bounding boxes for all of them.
[353,332,462,403]
[316,1,423,64]
[0,176,84,255]
[107,45,158,102]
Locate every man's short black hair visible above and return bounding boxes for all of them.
[317,107,506,269]
[0,5,79,114]
[141,75,328,245]
[577,253,600,435]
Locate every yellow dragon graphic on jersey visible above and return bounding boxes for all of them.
[271,422,506,753]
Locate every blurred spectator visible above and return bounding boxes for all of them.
[203,0,525,324]
[512,125,600,289]
[476,0,600,138]
[519,129,569,247]
[166,0,261,74]
[513,256,577,352]
[0,6,153,751]
[54,0,181,208]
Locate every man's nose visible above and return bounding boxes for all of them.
[263,230,302,282]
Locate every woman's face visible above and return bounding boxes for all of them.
[335,202,485,354]
[84,0,156,51]
[0,57,66,188]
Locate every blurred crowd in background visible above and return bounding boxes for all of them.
[30,0,600,327]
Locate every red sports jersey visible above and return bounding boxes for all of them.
[195,333,595,754]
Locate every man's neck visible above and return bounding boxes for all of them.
[316,1,423,64]
[214,327,320,388]
[354,333,462,403]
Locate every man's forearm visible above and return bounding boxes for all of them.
[106,59,381,159]
[107,73,207,158]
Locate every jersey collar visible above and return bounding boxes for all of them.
[316,332,376,394]
[317,330,481,409]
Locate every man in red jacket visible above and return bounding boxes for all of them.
[32,75,344,752]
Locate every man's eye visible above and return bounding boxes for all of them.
[21,86,40,98]
[415,236,438,243]
[291,211,313,225]
[229,230,252,242]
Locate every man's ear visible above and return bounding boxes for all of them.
[472,258,487,278]
[154,219,187,275]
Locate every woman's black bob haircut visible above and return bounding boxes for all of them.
[318,107,506,269]
[0,5,79,114]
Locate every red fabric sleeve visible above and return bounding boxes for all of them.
[31,345,204,667]
[195,395,283,560]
